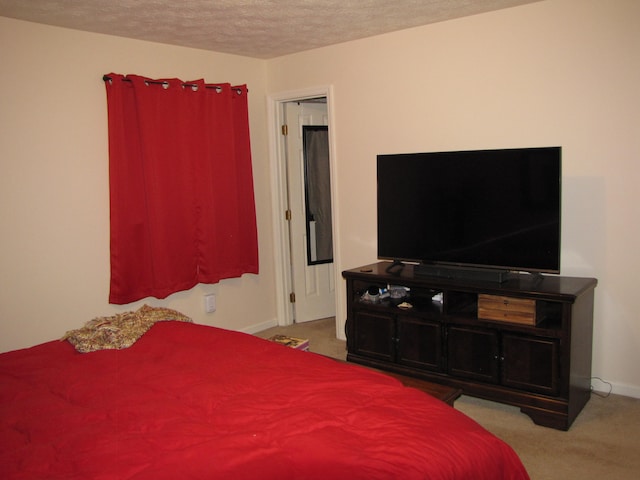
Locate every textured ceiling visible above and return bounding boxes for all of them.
[0,0,541,59]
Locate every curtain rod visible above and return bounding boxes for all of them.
[102,75,246,93]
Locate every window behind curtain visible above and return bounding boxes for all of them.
[104,74,258,304]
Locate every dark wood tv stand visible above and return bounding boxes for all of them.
[343,262,597,430]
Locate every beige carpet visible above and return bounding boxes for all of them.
[256,318,640,480]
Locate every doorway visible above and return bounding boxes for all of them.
[268,87,338,329]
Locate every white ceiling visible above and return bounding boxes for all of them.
[0,0,541,59]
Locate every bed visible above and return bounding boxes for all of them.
[1,309,529,479]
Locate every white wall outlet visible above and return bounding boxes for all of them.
[204,293,216,313]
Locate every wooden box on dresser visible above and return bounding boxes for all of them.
[343,262,598,430]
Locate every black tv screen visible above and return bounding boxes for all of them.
[377,147,561,274]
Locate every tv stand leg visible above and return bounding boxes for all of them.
[520,407,569,431]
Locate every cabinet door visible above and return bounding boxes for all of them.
[352,310,395,361]
[447,325,499,383]
[502,333,560,395]
[397,315,443,372]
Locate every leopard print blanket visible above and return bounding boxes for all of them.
[61,304,192,353]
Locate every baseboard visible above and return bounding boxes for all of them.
[592,378,640,399]
[239,318,279,335]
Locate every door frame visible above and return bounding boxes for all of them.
[267,85,340,328]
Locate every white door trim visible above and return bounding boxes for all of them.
[266,85,341,330]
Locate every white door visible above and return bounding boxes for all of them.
[284,101,335,323]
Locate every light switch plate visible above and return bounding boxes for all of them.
[204,293,216,313]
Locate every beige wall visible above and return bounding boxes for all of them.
[267,0,640,397]
[0,17,277,351]
[2,0,639,398]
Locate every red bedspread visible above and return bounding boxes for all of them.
[1,321,529,479]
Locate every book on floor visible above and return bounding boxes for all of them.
[268,334,310,351]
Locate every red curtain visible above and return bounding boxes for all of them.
[104,74,259,304]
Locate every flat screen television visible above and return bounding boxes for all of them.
[377,147,561,280]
